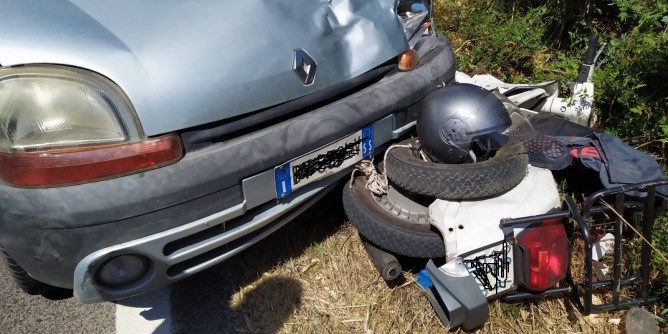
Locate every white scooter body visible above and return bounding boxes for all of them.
[428,165,561,297]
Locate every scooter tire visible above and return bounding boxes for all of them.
[343,176,445,258]
[386,138,528,200]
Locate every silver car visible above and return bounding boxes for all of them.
[0,0,455,302]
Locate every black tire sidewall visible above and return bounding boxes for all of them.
[386,138,528,200]
[1,244,50,295]
[343,176,445,258]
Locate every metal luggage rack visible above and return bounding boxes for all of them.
[500,179,668,314]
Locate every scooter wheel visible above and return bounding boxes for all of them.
[343,175,445,258]
[385,138,528,200]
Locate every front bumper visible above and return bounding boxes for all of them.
[0,37,456,302]
[74,113,426,303]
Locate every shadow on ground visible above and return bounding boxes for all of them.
[229,276,303,333]
[169,186,346,333]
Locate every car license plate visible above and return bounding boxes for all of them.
[274,125,374,198]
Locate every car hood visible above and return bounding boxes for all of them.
[0,0,408,136]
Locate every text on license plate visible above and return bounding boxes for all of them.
[274,125,374,198]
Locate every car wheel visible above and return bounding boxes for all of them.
[385,138,528,200]
[343,175,445,258]
[1,244,55,295]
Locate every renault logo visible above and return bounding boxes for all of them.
[292,49,317,85]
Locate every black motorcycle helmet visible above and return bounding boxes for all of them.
[416,83,533,164]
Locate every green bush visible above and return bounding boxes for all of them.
[434,0,668,159]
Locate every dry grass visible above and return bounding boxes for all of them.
[206,187,655,334]
[231,222,443,334]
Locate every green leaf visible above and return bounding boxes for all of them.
[660,125,668,138]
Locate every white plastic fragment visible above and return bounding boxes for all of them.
[592,233,615,261]
[592,261,609,279]
[454,71,474,84]
[454,70,594,126]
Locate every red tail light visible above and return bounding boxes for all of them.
[0,133,183,187]
[517,219,569,291]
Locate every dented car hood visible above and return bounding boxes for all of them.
[0,0,408,136]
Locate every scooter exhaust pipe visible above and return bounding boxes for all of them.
[363,241,402,281]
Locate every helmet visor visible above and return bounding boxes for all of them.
[470,91,536,159]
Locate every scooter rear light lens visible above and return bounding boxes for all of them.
[517,219,569,291]
[0,133,183,187]
[529,248,551,289]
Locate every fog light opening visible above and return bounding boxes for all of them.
[96,254,150,287]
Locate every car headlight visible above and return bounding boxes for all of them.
[0,66,183,187]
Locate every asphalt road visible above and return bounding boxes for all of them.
[0,190,346,334]
[0,263,116,334]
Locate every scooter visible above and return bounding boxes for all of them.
[350,35,668,331]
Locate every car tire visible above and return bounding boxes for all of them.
[343,175,445,258]
[385,138,528,200]
[1,244,54,295]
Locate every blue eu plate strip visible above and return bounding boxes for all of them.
[274,163,292,198]
[361,124,374,158]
